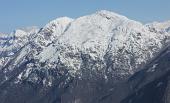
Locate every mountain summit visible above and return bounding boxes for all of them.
[0,10,170,103]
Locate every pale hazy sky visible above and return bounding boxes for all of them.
[0,0,170,33]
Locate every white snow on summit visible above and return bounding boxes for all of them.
[42,17,74,37]
[147,21,170,33]
[1,10,170,84]
[34,17,73,48]
[53,10,167,76]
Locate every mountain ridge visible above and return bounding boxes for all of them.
[0,10,170,103]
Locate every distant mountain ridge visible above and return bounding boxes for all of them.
[0,10,170,103]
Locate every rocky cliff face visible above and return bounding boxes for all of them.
[0,10,170,103]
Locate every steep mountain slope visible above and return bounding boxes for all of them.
[121,45,170,103]
[86,44,170,103]
[0,26,39,67]
[0,10,170,103]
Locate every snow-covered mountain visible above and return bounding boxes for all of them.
[0,10,170,103]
